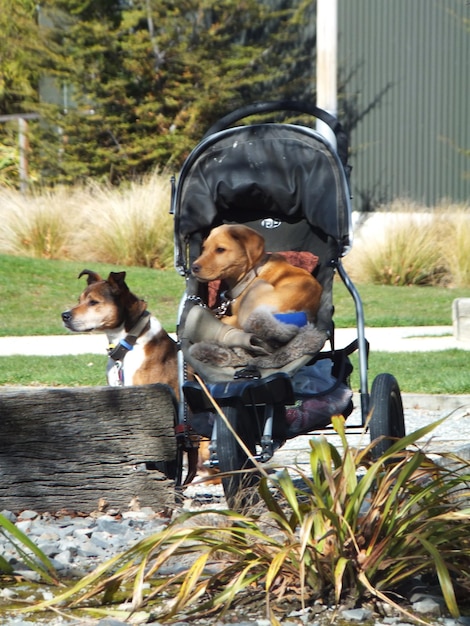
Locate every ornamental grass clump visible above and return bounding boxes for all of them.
[437,204,470,288]
[69,173,173,268]
[353,214,446,286]
[25,415,470,624]
[0,187,78,259]
[0,170,173,267]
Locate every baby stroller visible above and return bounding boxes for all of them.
[171,100,405,509]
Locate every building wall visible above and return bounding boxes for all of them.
[338,0,469,208]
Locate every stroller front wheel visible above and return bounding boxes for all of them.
[216,403,259,511]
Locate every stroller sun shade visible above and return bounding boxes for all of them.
[173,123,352,274]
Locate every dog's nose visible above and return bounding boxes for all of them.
[62,311,71,322]
[191,263,200,275]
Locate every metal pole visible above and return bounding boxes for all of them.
[18,117,29,193]
[316,0,338,147]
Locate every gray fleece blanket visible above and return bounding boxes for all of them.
[188,309,327,369]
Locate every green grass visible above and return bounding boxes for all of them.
[2,255,469,336]
[2,350,468,393]
[0,254,185,336]
[0,354,108,387]
[333,279,470,327]
[349,350,470,395]
[1,254,469,393]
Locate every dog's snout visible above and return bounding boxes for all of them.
[191,263,200,275]
[62,311,72,322]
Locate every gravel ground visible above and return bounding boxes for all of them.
[1,400,470,626]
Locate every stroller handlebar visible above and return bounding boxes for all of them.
[203,100,349,166]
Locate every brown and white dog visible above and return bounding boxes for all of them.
[191,224,323,329]
[62,270,178,391]
[62,269,216,484]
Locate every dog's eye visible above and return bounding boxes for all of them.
[215,247,226,254]
[89,299,100,306]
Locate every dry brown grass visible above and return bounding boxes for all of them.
[0,170,174,267]
[1,185,469,284]
[344,199,470,287]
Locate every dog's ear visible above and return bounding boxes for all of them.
[107,271,128,293]
[231,225,265,267]
[78,269,101,285]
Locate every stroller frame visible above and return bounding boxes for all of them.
[171,100,405,507]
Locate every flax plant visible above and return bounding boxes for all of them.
[25,415,470,624]
[0,513,59,585]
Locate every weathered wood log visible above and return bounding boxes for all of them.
[0,384,178,513]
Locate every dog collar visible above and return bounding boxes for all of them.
[215,256,268,318]
[108,310,151,361]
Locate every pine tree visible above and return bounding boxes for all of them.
[0,0,54,114]
[32,0,317,184]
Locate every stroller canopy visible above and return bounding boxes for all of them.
[173,113,353,275]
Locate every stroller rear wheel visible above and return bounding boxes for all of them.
[368,373,405,459]
[216,403,260,511]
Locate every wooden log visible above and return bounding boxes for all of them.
[0,384,178,513]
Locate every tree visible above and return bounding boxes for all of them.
[0,0,54,114]
[31,0,317,184]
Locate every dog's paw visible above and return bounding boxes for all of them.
[244,309,299,346]
[189,342,250,367]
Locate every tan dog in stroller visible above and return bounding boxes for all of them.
[186,224,326,371]
[191,224,323,328]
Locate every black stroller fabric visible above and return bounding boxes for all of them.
[174,124,352,275]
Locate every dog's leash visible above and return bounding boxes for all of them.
[107,311,151,385]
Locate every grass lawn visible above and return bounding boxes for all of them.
[1,254,469,393]
[1,350,468,394]
[0,254,185,335]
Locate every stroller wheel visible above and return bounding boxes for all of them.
[368,373,405,459]
[216,403,259,511]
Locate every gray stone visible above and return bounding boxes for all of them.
[90,531,112,550]
[13,569,42,582]
[72,526,93,539]
[15,520,32,533]
[453,298,470,341]
[37,541,60,557]
[412,596,441,616]
[75,540,108,558]
[340,607,373,621]
[96,518,129,535]
[17,510,39,520]
[0,510,17,522]
[54,549,73,565]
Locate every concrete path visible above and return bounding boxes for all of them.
[0,326,469,356]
